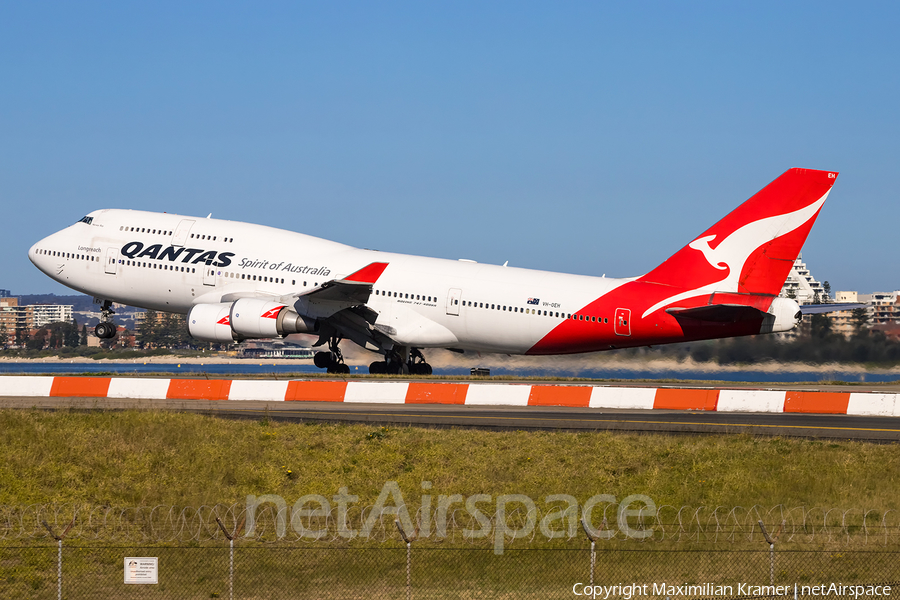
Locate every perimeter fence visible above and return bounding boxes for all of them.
[3,545,899,599]
[3,504,900,599]
[4,503,900,546]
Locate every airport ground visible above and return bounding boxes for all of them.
[1,406,898,512]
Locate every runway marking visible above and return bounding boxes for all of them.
[213,407,900,434]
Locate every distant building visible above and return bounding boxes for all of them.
[780,255,827,304]
[237,340,313,359]
[0,297,75,346]
[0,289,11,298]
[860,291,900,327]
[0,298,30,345]
[31,304,73,328]
[830,291,859,337]
[826,290,899,337]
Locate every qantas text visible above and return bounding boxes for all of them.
[120,242,235,267]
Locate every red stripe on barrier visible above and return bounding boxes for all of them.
[784,391,850,414]
[654,388,720,411]
[285,381,348,402]
[49,377,112,398]
[528,385,592,407]
[166,379,232,401]
[405,383,468,404]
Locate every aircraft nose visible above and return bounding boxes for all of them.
[29,234,55,273]
[28,241,40,265]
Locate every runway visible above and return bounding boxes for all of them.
[3,396,900,441]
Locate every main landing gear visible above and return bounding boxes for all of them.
[313,335,350,374]
[368,347,433,375]
[94,300,117,339]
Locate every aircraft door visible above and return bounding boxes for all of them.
[171,219,195,247]
[203,264,216,286]
[446,288,462,316]
[105,248,119,275]
[614,308,631,336]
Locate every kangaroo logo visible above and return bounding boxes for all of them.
[642,191,830,319]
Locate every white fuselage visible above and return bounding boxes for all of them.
[30,209,627,355]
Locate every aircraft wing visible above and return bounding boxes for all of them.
[798,302,867,315]
[291,262,394,351]
[294,262,389,305]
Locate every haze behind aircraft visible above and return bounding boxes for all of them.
[30,168,843,374]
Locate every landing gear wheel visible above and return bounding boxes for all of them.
[314,351,333,369]
[386,361,404,375]
[94,322,116,339]
[407,348,432,376]
[369,361,387,375]
[317,335,349,374]
[95,300,117,339]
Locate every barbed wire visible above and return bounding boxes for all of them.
[3,503,899,545]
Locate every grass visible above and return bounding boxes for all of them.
[2,410,900,596]
[1,409,898,511]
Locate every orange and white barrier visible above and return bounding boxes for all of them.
[0,376,898,416]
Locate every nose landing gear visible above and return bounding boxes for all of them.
[94,300,117,339]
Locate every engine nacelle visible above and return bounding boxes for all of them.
[761,296,802,334]
[187,299,318,343]
[187,303,236,343]
[230,298,317,339]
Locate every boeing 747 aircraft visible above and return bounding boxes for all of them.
[30,168,841,374]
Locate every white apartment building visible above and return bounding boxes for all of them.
[780,254,827,304]
[31,304,74,328]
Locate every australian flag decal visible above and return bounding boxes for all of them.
[527,298,540,305]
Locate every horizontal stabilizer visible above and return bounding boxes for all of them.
[666,304,767,323]
[799,302,867,315]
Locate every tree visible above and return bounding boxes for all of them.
[810,312,832,338]
[27,329,46,351]
[822,281,832,302]
[65,317,80,347]
[138,309,157,348]
[852,307,870,336]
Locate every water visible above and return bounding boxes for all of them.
[0,361,896,383]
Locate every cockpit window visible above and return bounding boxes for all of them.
[78,216,93,225]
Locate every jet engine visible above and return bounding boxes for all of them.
[187,298,317,343]
[762,296,802,334]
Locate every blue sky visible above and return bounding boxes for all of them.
[2,2,898,295]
